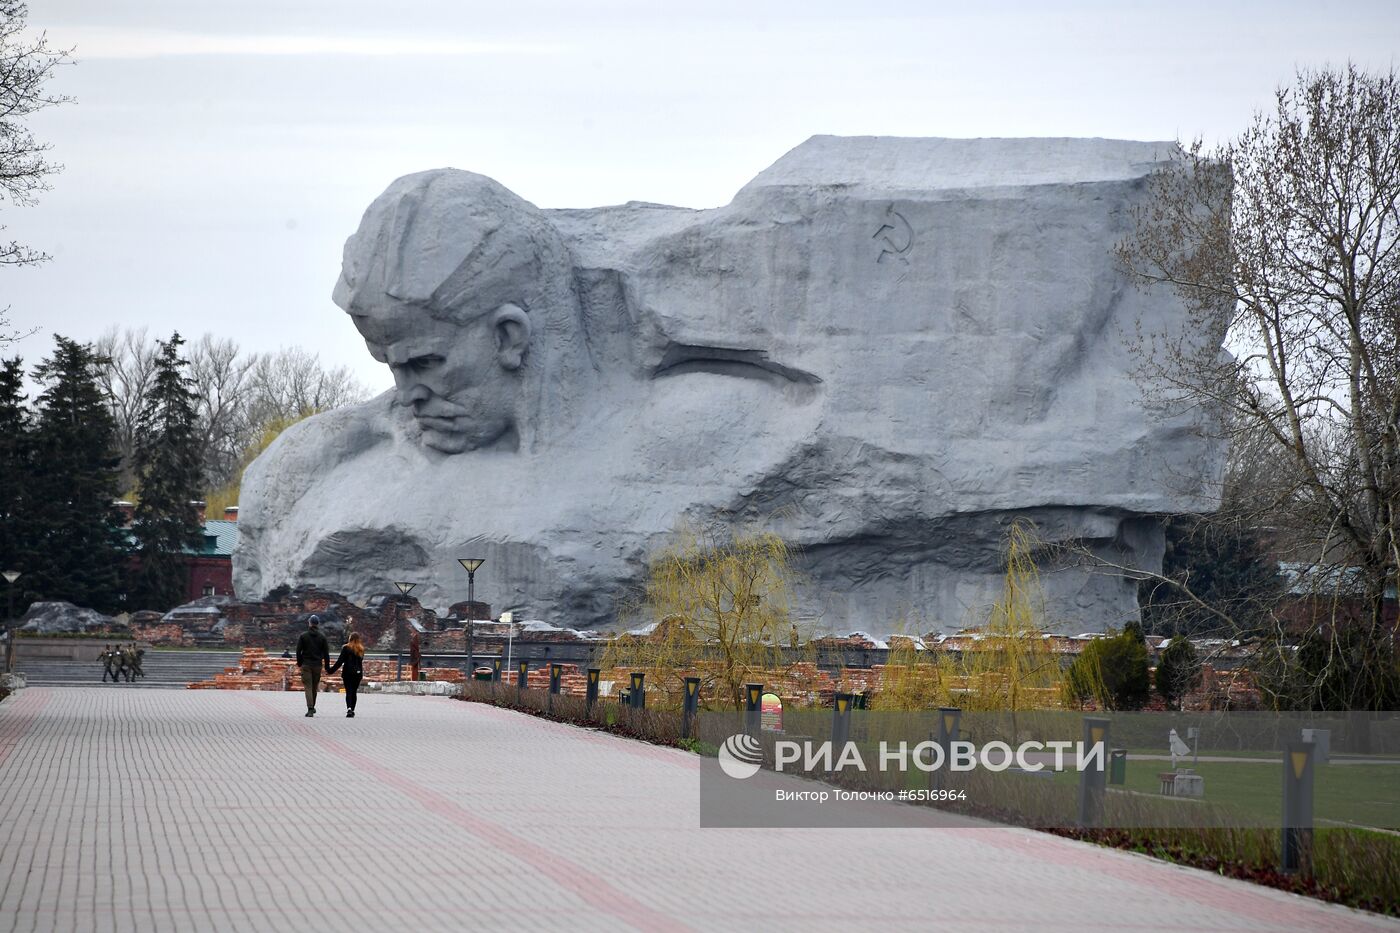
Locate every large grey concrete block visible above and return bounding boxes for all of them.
[234,136,1225,635]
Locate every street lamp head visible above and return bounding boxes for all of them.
[393,582,417,596]
[458,558,486,609]
[2,571,19,584]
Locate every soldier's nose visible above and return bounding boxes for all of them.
[390,369,429,403]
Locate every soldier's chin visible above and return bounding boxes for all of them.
[414,414,514,454]
[420,426,473,454]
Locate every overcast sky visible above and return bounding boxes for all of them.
[4,0,1398,392]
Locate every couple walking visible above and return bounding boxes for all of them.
[295,615,364,717]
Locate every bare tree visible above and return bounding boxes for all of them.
[94,327,158,495]
[248,347,363,422]
[1117,65,1400,709]
[97,329,369,497]
[0,2,74,345]
[187,334,256,487]
[1135,411,1290,638]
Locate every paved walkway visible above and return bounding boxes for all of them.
[0,688,1393,932]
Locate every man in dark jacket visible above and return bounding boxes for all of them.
[295,616,331,717]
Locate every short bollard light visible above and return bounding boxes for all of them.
[586,668,601,715]
[682,676,701,739]
[937,707,961,746]
[932,706,961,793]
[630,671,646,710]
[1077,717,1110,828]
[851,691,870,741]
[831,692,854,759]
[517,659,529,701]
[744,683,763,738]
[548,663,563,713]
[1282,742,1316,875]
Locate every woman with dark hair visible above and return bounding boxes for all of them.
[328,631,366,717]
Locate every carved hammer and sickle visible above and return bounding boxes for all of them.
[873,204,914,262]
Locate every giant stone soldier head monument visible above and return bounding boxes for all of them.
[234,136,1225,634]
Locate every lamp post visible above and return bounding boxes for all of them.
[464,618,475,676]
[457,558,484,611]
[458,559,485,677]
[2,570,19,674]
[393,582,416,682]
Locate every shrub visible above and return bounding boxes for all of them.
[1155,635,1202,709]
[1068,628,1150,710]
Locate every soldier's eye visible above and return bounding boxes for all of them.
[408,355,444,371]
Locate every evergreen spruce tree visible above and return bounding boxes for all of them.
[1067,628,1151,710]
[130,333,204,611]
[1155,635,1202,710]
[1123,617,1145,644]
[0,357,32,614]
[27,336,128,612]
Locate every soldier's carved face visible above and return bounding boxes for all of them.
[352,299,531,455]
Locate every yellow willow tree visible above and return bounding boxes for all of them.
[871,627,939,710]
[602,523,804,710]
[933,521,1068,712]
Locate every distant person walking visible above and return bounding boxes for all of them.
[296,616,331,717]
[328,631,366,718]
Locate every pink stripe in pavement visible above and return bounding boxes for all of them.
[247,694,690,933]
[0,688,50,770]
[461,702,1376,926]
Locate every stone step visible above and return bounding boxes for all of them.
[10,651,479,689]
[12,651,244,689]
[22,681,193,690]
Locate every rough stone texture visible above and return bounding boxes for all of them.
[161,594,233,626]
[16,601,118,635]
[235,136,1225,635]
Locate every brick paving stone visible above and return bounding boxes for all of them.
[0,687,1395,932]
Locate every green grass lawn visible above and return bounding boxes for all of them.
[1122,746,1281,760]
[907,753,1400,913]
[1123,745,1400,763]
[1049,757,1400,831]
